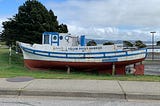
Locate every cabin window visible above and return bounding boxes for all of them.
[60,36,63,40]
[53,36,57,40]
[44,34,49,44]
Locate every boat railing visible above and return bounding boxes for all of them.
[50,48,146,59]
[20,42,147,59]
[22,44,147,59]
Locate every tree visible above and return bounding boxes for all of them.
[103,41,114,45]
[135,40,146,48]
[123,41,133,47]
[0,32,2,41]
[1,0,68,46]
[58,24,68,33]
[156,41,160,46]
[87,40,97,46]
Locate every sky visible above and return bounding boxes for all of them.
[1,0,160,41]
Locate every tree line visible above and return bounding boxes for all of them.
[87,40,160,48]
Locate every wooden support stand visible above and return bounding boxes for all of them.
[112,63,115,76]
[67,66,70,74]
[133,62,144,75]
[115,66,126,75]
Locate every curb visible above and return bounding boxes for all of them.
[0,89,125,99]
[0,89,20,96]
[0,89,159,100]
[126,94,160,100]
[20,90,125,99]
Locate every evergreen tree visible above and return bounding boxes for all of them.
[58,24,68,33]
[1,0,68,46]
[135,40,146,48]
[156,41,160,46]
[123,41,133,47]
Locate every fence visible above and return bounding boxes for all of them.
[146,52,160,60]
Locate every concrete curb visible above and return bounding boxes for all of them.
[126,94,160,100]
[0,89,20,96]
[0,89,124,99]
[21,90,125,99]
[0,89,159,100]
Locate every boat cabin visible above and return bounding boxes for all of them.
[42,32,85,47]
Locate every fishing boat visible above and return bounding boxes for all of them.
[18,32,147,75]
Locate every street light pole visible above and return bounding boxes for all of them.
[150,31,156,60]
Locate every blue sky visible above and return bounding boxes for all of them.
[1,0,160,41]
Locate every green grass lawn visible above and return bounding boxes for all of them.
[0,47,160,81]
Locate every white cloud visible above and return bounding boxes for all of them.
[1,0,160,41]
[46,0,160,26]
[0,15,9,32]
[68,24,160,41]
[45,0,160,41]
[0,17,8,32]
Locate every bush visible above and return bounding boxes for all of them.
[103,42,114,45]
[135,40,146,48]
[123,41,133,47]
[87,40,97,46]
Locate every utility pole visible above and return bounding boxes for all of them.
[150,32,156,60]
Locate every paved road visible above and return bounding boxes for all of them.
[145,64,160,75]
[0,96,159,106]
[144,60,160,75]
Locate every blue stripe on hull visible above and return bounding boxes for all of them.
[102,58,118,62]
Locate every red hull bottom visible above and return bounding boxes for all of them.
[24,58,145,75]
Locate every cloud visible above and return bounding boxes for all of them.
[68,24,160,41]
[46,0,160,27]
[0,16,9,32]
[45,0,160,41]
[0,17,7,32]
[1,0,160,41]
